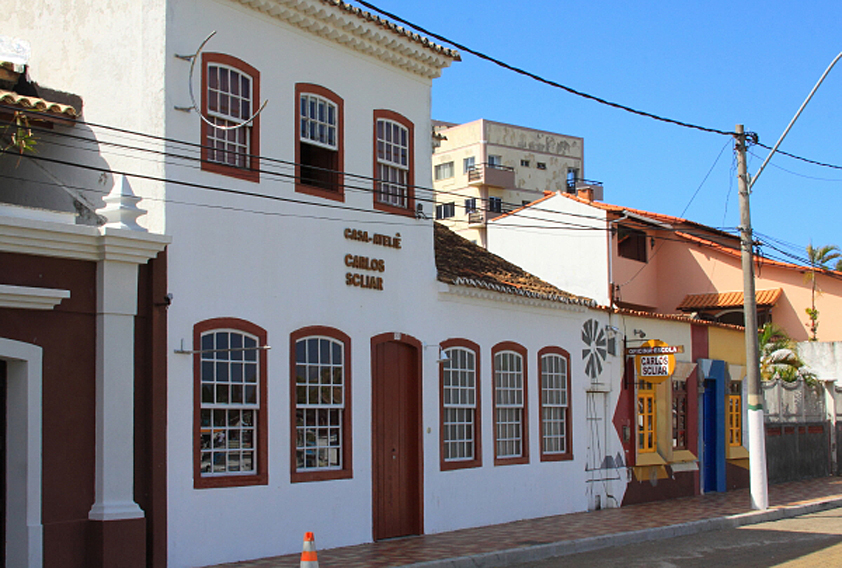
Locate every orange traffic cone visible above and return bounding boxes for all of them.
[300,531,319,568]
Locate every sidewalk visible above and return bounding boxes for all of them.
[206,477,842,568]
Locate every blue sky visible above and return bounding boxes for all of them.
[352,0,842,265]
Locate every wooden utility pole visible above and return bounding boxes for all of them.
[735,124,769,510]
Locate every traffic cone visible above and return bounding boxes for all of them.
[300,531,319,568]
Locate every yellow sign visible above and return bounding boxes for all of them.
[633,340,678,383]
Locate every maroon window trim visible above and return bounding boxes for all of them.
[492,341,529,466]
[194,317,268,489]
[200,53,261,183]
[295,83,345,202]
[290,326,353,483]
[538,346,573,462]
[439,338,482,471]
[372,109,415,216]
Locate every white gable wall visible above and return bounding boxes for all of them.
[487,193,611,305]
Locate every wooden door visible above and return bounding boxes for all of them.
[372,338,422,540]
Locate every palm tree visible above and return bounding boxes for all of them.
[804,243,841,341]
[758,323,815,384]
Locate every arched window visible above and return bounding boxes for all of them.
[440,339,481,470]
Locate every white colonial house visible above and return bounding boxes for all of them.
[3,2,634,567]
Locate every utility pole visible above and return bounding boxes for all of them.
[735,124,769,510]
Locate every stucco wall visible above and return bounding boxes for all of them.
[486,193,610,305]
[799,341,842,384]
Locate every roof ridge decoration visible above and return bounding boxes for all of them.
[233,0,460,79]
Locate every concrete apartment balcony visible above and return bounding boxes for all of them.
[467,163,515,189]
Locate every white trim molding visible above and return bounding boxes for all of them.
[1,337,44,568]
[0,284,70,310]
[235,0,459,78]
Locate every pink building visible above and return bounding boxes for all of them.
[487,190,842,342]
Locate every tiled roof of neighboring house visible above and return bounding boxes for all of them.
[676,288,783,311]
[599,305,746,331]
[434,222,595,307]
[562,192,740,248]
[0,89,79,121]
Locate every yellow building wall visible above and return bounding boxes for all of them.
[708,326,746,366]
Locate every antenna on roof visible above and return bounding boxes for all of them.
[174,31,268,131]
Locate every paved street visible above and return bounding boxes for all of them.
[512,508,842,568]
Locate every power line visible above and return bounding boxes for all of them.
[352,0,738,137]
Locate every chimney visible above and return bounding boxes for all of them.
[577,187,594,202]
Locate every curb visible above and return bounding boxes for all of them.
[400,496,842,568]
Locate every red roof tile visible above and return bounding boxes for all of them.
[434,223,594,306]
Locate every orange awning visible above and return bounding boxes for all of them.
[676,289,782,312]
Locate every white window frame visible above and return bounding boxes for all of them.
[541,353,569,455]
[206,63,253,168]
[300,93,338,150]
[494,350,525,459]
[463,156,476,173]
[376,118,410,208]
[294,335,346,472]
[199,329,260,477]
[442,347,477,462]
[488,154,502,168]
[435,161,454,180]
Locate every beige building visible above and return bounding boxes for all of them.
[432,119,598,246]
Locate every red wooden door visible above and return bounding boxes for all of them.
[372,339,422,540]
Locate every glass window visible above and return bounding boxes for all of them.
[488,196,502,213]
[295,336,344,471]
[435,161,454,180]
[540,349,572,460]
[376,117,410,209]
[493,343,528,464]
[638,380,656,453]
[488,154,502,168]
[296,84,343,199]
[463,156,476,173]
[618,225,648,263]
[194,318,267,489]
[201,53,260,181]
[436,202,455,219]
[728,381,742,447]
[441,345,479,467]
[465,198,477,213]
[291,327,352,482]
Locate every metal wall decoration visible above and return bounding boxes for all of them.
[581,318,607,380]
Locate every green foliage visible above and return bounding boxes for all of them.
[758,323,816,385]
[1,111,36,161]
[804,243,841,341]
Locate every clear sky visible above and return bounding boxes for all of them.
[351,0,842,265]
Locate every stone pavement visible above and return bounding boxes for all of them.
[205,477,842,568]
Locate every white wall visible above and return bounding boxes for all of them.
[799,341,842,385]
[487,193,611,305]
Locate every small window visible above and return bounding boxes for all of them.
[488,196,502,213]
[436,202,455,219]
[463,156,476,173]
[520,159,530,167]
[464,198,477,213]
[618,225,648,262]
[522,200,531,207]
[536,162,547,170]
[488,155,503,169]
[493,342,528,465]
[291,327,352,482]
[728,381,742,447]
[637,380,656,453]
[296,84,344,201]
[672,380,688,450]
[440,339,482,470]
[435,161,455,180]
[374,110,414,214]
[194,318,268,489]
[201,53,260,182]
[539,347,572,461]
